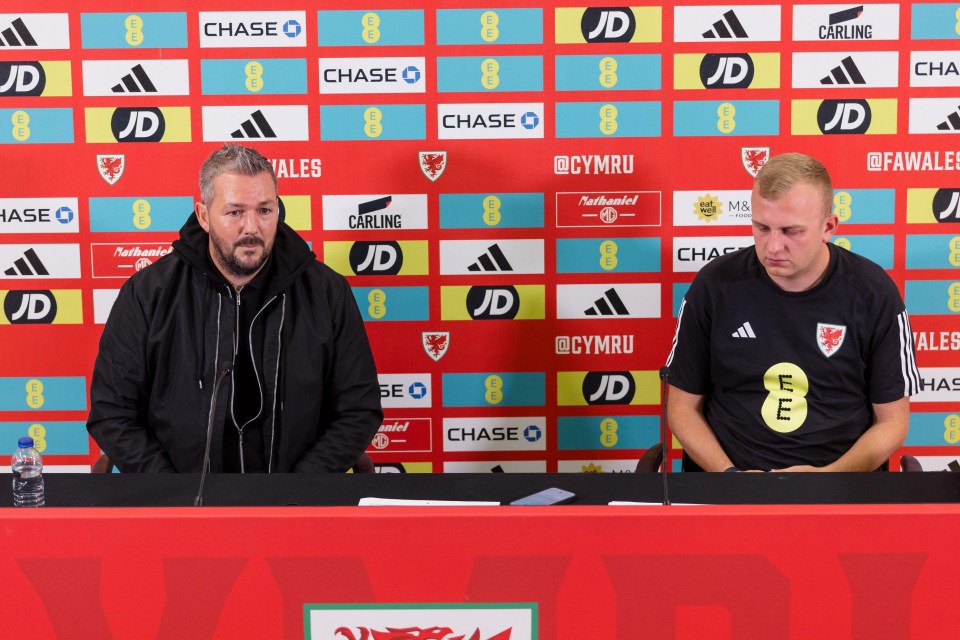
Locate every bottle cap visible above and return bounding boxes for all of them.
[17,437,34,448]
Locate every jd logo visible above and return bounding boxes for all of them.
[111,107,166,142]
[581,7,636,42]
[932,189,960,223]
[583,371,636,404]
[3,290,56,324]
[466,286,519,319]
[349,241,403,275]
[0,62,45,96]
[816,99,871,134]
[700,54,754,88]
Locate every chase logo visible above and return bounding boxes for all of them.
[441,285,545,320]
[80,13,187,49]
[320,57,426,94]
[675,53,780,90]
[791,98,896,135]
[555,7,661,43]
[438,103,543,139]
[444,417,547,452]
[378,373,431,409]
[0,14,69,49]
[199,11,306,48]
[0,62,71,97]
[0,198,79,233]
[912,52,960,87]
[557,370,659,406]
[323,240,429,277]
[84,106,190,143]
[1,290,82,324]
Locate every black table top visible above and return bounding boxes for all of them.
[2,471,959,508]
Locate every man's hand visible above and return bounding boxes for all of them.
[776,465,820,472]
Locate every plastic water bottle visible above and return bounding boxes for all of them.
[12,436,45,507]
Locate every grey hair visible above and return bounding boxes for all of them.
[198,144,277,206]
[754,152,833,219]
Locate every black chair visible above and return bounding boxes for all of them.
[92,452,376,473]
[635,443,663,473]
[899,455,923,472]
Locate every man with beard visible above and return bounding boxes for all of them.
[87,144,382,473]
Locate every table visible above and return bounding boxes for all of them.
[2,473,960,638]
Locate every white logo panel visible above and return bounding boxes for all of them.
[556,283,661,319]
[0,198,79,233]
[199,11,306,48]
[909,98,960,134]
[443,417,547,452]
[81,60,190,96]
[673,190,753,226]
[439,239,545,275]
[912,52,960,88]
[792,52,898,88]
[0,14,70,49]
[321,194,427,231]
[378,373,431,409]
[793,4,900,41]
[319,57,426,94]
[674,5,781,42]
[0,244,80,279]
[93,289,120,324]
[438,103,544,140]
[201,105,308,141]
[673,236,754,272]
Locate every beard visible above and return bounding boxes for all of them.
[209,227,270,280]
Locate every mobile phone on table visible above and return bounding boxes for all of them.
[509,487,576,506]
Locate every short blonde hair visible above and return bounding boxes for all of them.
[754,152,833,219]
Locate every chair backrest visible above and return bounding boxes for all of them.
[92,452,376,473]
[635,443,663,473]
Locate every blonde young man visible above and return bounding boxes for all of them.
[665,153,919,472]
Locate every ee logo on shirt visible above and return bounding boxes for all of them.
[761,362,809,433]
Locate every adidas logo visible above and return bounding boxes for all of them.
[3,248,49,276]
[820,56,866,85]
[467,243,513,272]
[584,287,629,316]
[0,18,38,47]
[936,107,960,131]
[702,10,748,39]
[732,322,756,338]
[112,64,157,93]
[230,109,277,139]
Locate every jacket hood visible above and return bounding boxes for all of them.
[172,205,315,297]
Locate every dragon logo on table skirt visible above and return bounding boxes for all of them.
[335,627,513,640]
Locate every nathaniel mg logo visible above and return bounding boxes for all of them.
[581,8,636,42]
[466,285,519,319]
[700,54,754,88]
[349,241,403,275]
[817,99,871,133]
[583,371,636,405]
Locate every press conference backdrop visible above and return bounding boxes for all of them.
[1,1,958,474]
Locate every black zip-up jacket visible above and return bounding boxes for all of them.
[87,213,383,473]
